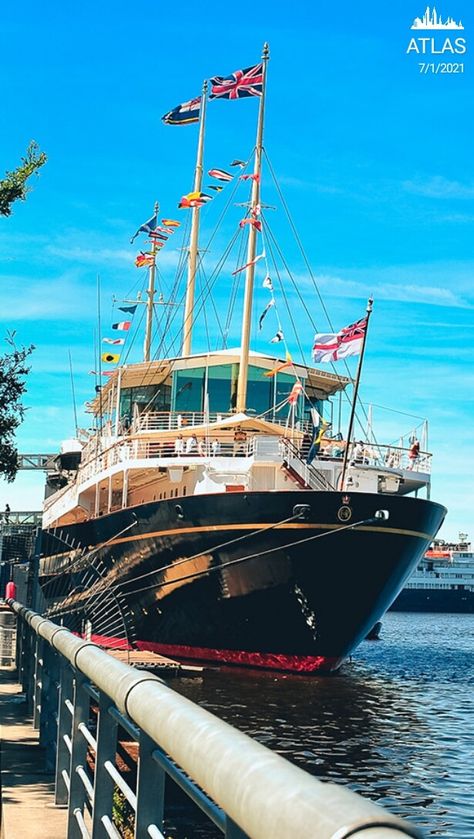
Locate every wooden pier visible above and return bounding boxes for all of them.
[105,647,204,674]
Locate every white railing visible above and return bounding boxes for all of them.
[74,433,432,494]
[131,411,313,435]
[298,440,432,475]
[10,600,419,839]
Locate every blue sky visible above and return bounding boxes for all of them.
[1,1,473,540]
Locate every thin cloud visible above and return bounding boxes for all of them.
[278,175,344,194]
[310,274,472,309]
[46,245,132,264]
[0,274,95,321]
[402,176,474,200]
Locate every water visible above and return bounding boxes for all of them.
[165,613,474,838]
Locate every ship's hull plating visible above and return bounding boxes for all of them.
[39,490,446,672]
[390,588,474,613]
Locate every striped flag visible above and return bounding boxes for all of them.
[135,252,155,268]
[263,352,293,378]
[162,97,201,126]
[112,321,131,331]
[270,330,284,343]
[231,250,265,276]
[208,168,233,182]
[178,191,212,209]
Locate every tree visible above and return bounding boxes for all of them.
[0,141,47,217]
[0,333,35,481]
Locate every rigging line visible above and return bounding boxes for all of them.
[119,269,144,304]
[68,350,79,434]
[262,216,320,340]
[162,151,252,354]
[49,559,131,623]
[115,516,378,601]
[222,270,242,350]
[152,166,249,360]
[96,274,104,433]
[263,149,334,335]
[198,268,211,350]
[197,263,227,347]
[65,585,137,628]
[41,519,138,590]
[222,227,247,349]
[200,146,254,253]
[173,228,243,358]
[263,226,308,367]
[98,511,305,597]
[360,402,427,422]
[261,219,373,443]
[263,150,374,438]
[119,295,148,366]
[154,263,188,360]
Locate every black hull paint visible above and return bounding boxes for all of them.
[40,490,446,671]
[390,589,474,613]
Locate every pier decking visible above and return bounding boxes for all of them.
[0,665,67,839]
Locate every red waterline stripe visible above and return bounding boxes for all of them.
[88,634,342,672]
[135,640,342,673]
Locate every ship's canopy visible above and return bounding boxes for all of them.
[88,348,350,425]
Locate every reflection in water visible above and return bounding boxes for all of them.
[164,613,474,838]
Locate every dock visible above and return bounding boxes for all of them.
[105,647,204,673]
[0,664,68,839]
[2,600,421,839]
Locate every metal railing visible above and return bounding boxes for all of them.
[9,599,422,839]
[0,510,43,526]
[130,411,313,436]
[0,625,16,665]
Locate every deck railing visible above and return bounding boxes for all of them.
[10,599,422,839]
[74,435,431,490]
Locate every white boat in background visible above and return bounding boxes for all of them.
[391,534,474,613]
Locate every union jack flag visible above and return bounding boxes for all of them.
[209,63,263,100]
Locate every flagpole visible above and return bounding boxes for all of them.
[143,201,159,362]
[340,297,374,490]
[182,79,208,357]
[236,43,269,414]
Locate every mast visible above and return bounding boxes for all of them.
[340,297,374,490]
[235,43,270,414]
[143,201,159,362]
[182,79,208,357]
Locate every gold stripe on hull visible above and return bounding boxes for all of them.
[99,521,433,551]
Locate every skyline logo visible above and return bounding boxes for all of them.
[411,6,464,29]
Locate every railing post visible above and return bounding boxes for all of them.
[55,662,74,805]
[67,672,91,839]
[134,733,165,839]
[39,642,60,772]
[18,618,32,702]
[33,634,44,729]
[91,691,118,839]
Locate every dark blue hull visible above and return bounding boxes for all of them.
[390,588,474,613]
[39,490,446,671]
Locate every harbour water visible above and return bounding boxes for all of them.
[166,612,473,838]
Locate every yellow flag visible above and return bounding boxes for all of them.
[102,352,120,364]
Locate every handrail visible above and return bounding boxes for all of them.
[9,599,422,839]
